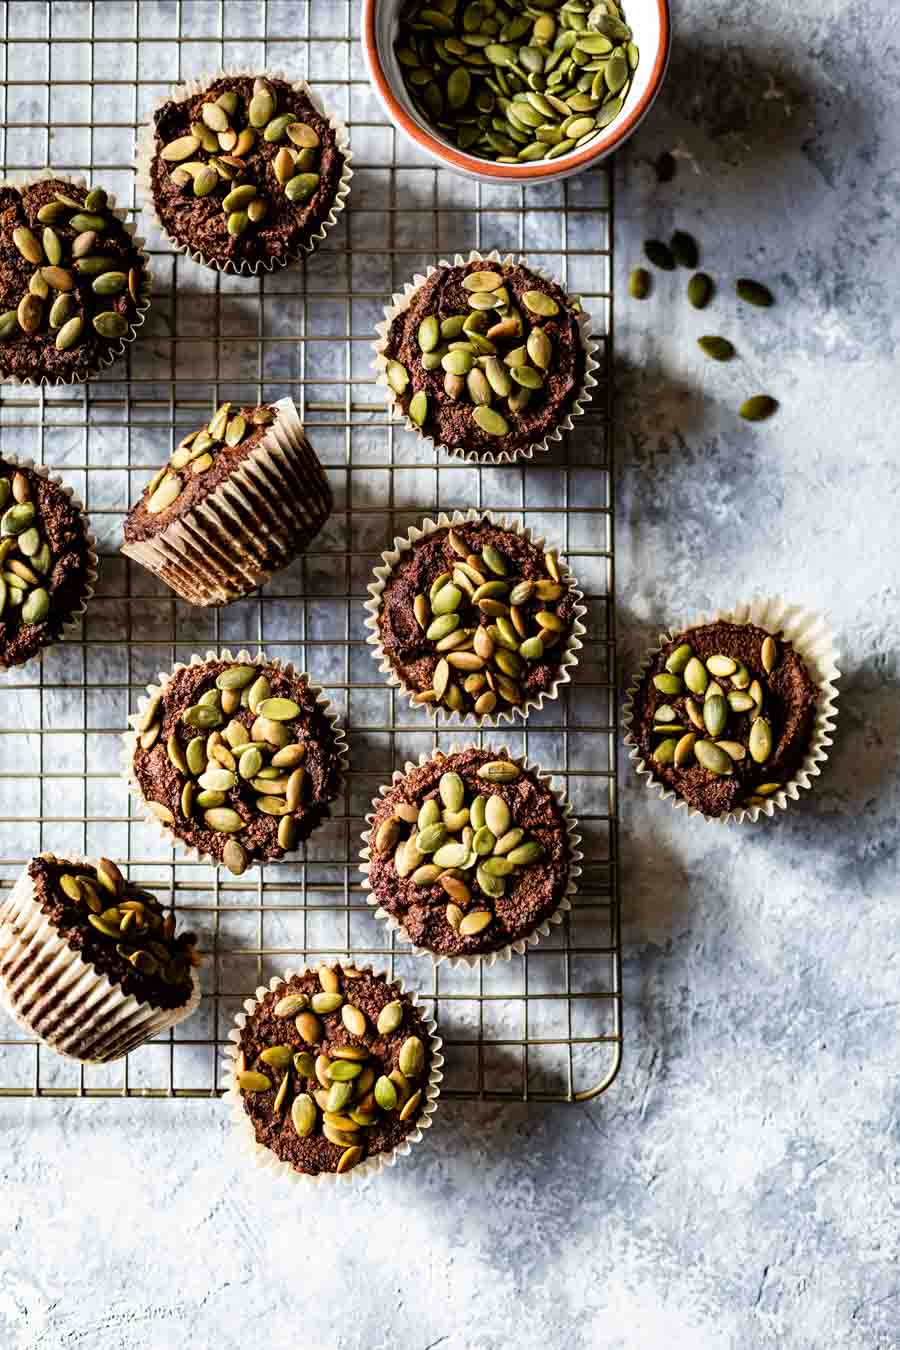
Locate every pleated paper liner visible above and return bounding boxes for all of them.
[136,69,353,276]
[372,248,599,465]
[123,648,349,870]
[120,397,332,607]
[0,854,201,1063]
[222,964,443,1187]
[0,452,99,671]
[0,170,151,387]
[364,507,586,725]
[360,744,583,970]
[623,596,841,825]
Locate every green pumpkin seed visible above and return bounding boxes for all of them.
[377,1000,404,1036]
[688,273,714,309]
[683,657,709,696]
[0,310,19,339]
[477,759,520,784]
[736,279,774,308]
[706,654,737,677]
[652,673,683,696]
[727,691,756,713]
[665,642,693,675]
[204,807,244,833]
[53,312,85,351]
[670,231,699,269]
[426,613,460,642]
[291,1093,317,1137]
[740,395,779,422]
[749,717,773,764]
[694,740,734,776]
[418,315,440,352]
[522,290,559,317]
[94,311,128,339]
[398,1036,424,1078]
[698,335,735,361]
[374,1075,398,1111]
[507,840,543,866]
[238,1071,272,1093]
[285,172,320,203]
[674,732,697,767]
[386,360,409,395]
[703,695,728,738]
[629,267,650,300]
[473,406,509,437]
[439,771,465,812]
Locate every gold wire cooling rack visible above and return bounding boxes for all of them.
[0,0,620,1102]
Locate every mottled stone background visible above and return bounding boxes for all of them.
[3,1,899,1348]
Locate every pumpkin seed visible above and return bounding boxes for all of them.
[291,1093,317,1137]
[311,991,343,1014]
[694,740,734,776]
[238,1071,272,1093]
[296,1012,323,1044]
[665,643,693,675]
[688,273,714,309]
[460,909,492,935]
[629,267,650,300]
[473,406,509,436]
[644,240,675,271]
[374,1075,398,1111]
[653,673,683,696]
[736,278,774,308]
[670,231,699,269]
[749,716,773,764]
[703,695,728,738]
[94,311,128,339]
[478,759,520,783]
[683,657,709,696]
[398,1035,424,1078]
[204,807,244,833]
[274,993,308,1018]
[377,1000,403,1036]
[698,335,735,362]
[740,395,779,422]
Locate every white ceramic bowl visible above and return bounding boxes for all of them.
[361,0,671,184]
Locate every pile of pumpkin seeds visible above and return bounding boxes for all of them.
[137,662,309,874]
[394,0,638,164]
[374,759,544,937]
[0,469,57,627]
[630,230,779,422]
[160,78,324,238]
[387,267,572,441]
[143,403,275,516]
[648,634,785,808]
[53,856,199,986]
[403,528,570,716]
[0,186,141,352]
[237,966,428,1175]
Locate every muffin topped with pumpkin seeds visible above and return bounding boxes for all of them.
[0,178,148,384]
[123,402,279,537]
[373,518,581,719]
[0,460,96,669]
[629,621,819,817]
[130,657,344,874]
[380,257,587,459]
[24,855,199,1011]
[148,75,347,269]
[232,964,436,1177]
[364,748,573,958]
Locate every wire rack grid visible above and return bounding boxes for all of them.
[0,0,620,1103]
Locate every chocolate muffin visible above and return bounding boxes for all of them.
[0,854,200,1063]
[628,620,819,817]
[128,655,345,874]
[379,257,592,460]
[369,516,583,720]
[121,398,332,606]
[231,964,439,1178]
[0,177,148,384]
[0,459,96,669]
[146,75,349,271]
[363,748,577,960]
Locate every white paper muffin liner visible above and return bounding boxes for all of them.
[364,507,586,726]
[0,852,201,1063]
[136,69,353,276]
[222,964,443,1187]
[0,170,151,388]
[360,743,583,969]
[120,397,331,606]
[0,452,99,671]
[372,249,599,465]
[623,596,841,825]
[123,648,349,868]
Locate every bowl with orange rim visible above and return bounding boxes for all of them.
[361,0,671,183]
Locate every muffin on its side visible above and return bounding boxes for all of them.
[127,652,346,875]
[226,964,441,1180]
[121,397,332,607]
[362,747,581,963]
[141,74,351,273]
[0,457,97,669]
[375,252,597,463]
[627,619,820,818]
[0,854,200,1063]
[0,176,149,385]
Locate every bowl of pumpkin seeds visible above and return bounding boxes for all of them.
[362,0,670,181]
